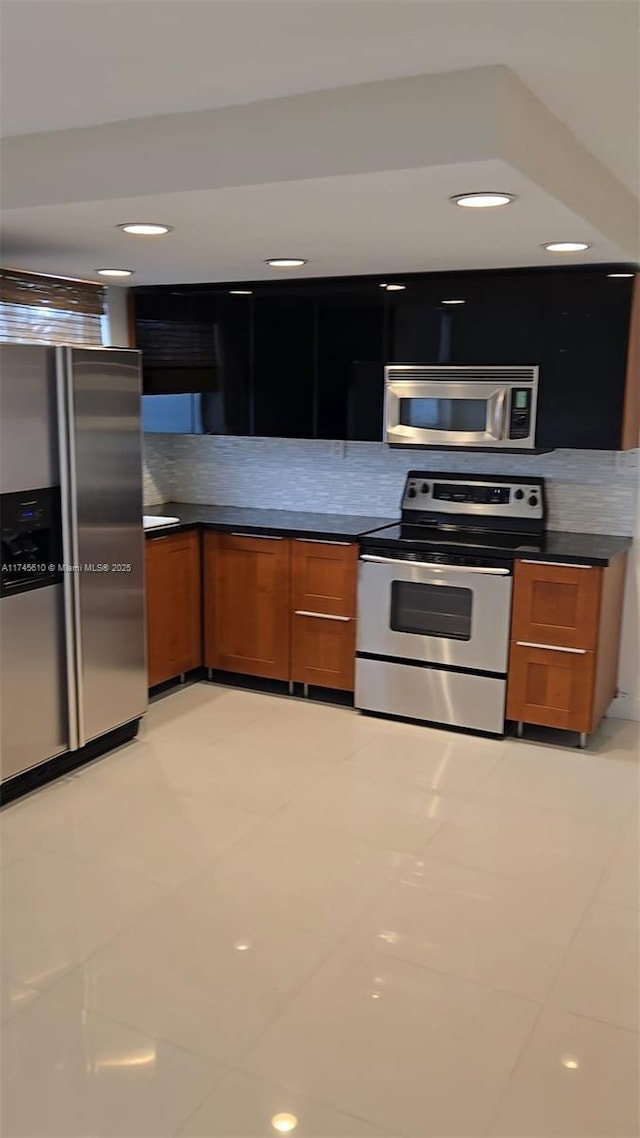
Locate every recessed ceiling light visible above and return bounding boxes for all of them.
[607,272,634,278]
[229,289,253,295]
[452,192,516,208]
[118,223,173,235]
[96,268,134,278]
[265,258,307,268]
[441,298,465,305]
[380,283,406,291]
[543,242,591,253]
[271,1114,298,1133]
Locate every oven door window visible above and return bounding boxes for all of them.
[398,398,487,432]
[390,580,472,641]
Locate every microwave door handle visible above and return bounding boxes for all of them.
[491,389,508,441]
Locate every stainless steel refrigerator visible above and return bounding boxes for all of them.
[0,344,147,798]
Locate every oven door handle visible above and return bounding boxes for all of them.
[360,554,511,575]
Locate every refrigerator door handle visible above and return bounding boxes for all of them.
[56,348,84,750]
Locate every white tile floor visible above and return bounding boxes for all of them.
[1,682,638,1138]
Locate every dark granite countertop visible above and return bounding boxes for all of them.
[144,503,396,542]
[144,503,632,565]
[515,531,632,567]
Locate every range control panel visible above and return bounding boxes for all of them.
[401,471,545,526]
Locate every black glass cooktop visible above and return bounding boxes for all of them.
[361,523,545,556]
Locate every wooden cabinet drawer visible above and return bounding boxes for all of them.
[506,641,595,732]
[291,538,357,618]
[511,560,602,650]
[204,531,291,680]
[291,612,356,691]
[145,530,202,687]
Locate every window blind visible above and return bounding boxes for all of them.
[0,268,106,345]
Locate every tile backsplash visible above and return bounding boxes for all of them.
[144,434,639,535]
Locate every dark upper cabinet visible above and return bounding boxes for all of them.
[385,274,545,367]
[387,281,448,363]
[535,272,634,450]
[385,270,635,449]
[252,293,315,438]
[135,290,216,394]
[445,274,546,366]
[134,289,251,434]
[202,293,251,436]
[133,268,637,449]
[315,284,387,441]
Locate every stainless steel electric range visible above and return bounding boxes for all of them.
[356,470,546,735]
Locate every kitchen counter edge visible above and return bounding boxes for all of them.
[143,504,396,543]
[143,505,632,566]
[509,533,632,568]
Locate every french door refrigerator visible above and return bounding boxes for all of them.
[0,344,147,800]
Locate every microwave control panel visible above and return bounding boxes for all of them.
[509,388,533,440]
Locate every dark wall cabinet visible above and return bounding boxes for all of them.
[253,295,315,438]
[136,289,251,434]
[534,274,634,450]
[315,285,386,441]
[133,267,638,449]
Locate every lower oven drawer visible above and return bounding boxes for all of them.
[355,657,507,734]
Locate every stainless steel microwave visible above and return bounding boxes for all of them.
[384,365,539,449]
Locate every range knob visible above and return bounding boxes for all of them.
[408,487,417,499]
[421,482,430,494]
[529,494,539,507]
[514,489,524,501]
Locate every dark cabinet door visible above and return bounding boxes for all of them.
[200,293,251,435]
[136,290,217,395]
[446,274,545,366]
[387,282,445,364]
[252,294,315,437]
[134,289,251,433]
[535,272,633,450]
[316,285,386,440]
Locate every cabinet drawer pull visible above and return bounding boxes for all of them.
[519,560,592,569]
[230,532,283,540]
[294,610,351,622]
[516,641,587,655]
[295,538,351,546]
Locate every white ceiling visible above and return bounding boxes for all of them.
[1,1,638,285]
[2,162,634,286]
[2,0,638,192]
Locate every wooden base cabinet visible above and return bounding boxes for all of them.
[507,555,627,736]
[291,614,356,690]
[145,530,202,687]
[204,532,358,691]
[290,539,357,690]
[204,532,291,680]
[507,642,596,733]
